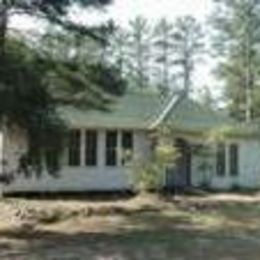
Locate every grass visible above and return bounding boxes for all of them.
[1,194,260,259]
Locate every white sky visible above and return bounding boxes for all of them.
[11,0,218,98]
[87,0,212,25]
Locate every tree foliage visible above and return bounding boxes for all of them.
[106,15,204,96]
[152,18,176,96]
[127,16,151,89]
[0,38,66,177]
[211,0,260,121]
[0,0,128,179]
[131,127,179,193]
[172,16,204,95]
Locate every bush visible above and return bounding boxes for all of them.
[131,141,179,193]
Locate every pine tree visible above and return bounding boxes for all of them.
[152,18,175,96]
[127,16,152,89]
[0,0,127,178]
[107,26,130,78]
[211,0,260,122]
[173,16,204,95]
[0,0,111,49]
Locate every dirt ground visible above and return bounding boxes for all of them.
[1,193,260,259]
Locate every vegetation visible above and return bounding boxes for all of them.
[0,1,126,177]
[2,1,260,183]
[106,15,204,95]
[152,18,176,96]
[211,0,260,122]
[131,127,179,193]
[172,16,204,95]
[127,16,152,89]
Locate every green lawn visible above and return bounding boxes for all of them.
[1,194,260,259]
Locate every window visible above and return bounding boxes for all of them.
[229,144,239,176]
[216,143,226,176]
[85,130,97,166]
[106,131,118,166]
[68,130,81,166]
[121,131,133,165]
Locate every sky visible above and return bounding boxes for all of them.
[85,0,212,25]
[11,0,213,28]
[11,0,217,97]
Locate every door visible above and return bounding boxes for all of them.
[165,138,191,189]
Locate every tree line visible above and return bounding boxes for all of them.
[1,0,260,177]
[103,16,204,97]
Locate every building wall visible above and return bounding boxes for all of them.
[191,139,260,190]
[3,129,150,193]
[3,126,260,192]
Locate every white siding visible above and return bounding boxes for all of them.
[191,139,260,190]
[3,129,150,193]
[3,126,260,192]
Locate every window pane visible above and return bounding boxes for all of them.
[85,130,97,166]
[230,144,239,176]
[122,131,133,165]
[68,130,81,166]
[106,131,117,166]
[216,143,225,176]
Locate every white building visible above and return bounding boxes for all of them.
[1,90,260,193]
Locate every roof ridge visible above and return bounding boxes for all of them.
[149,91,185,129]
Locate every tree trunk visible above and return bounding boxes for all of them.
[0,1,7,60]
[245,5,254,123]
[183,60,191,96]
[0,2,8,198]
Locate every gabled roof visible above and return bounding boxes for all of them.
[59,90,232,132]
[59,90,169,129]
[163,96,232,132]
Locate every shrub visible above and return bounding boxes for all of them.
[131,136,179,193]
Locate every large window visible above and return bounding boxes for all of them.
[68,129,134,167]
[121,131,133,165]
[85,130,97,166]
[68,130,81,166]
[229,144,239,176]
[106,131,118,166]
[216,143,226,176]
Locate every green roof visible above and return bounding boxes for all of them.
[164,97,232,132]
[60,90,254,136]
[59,91,167,129]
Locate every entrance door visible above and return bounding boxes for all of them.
[165,138,191,189]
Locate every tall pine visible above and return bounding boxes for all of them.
[127,16,151,89]
[152,18,176,96]
[0,0,126,177]
[173,16,204,95]
[211,0,260,122]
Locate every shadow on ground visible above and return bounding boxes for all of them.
[0,208,260,260]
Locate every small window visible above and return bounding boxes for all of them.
[106,131,118,166]
[68,130,81,166]
[229,144,239,176]
[121,131,134,165]
[85,130,97,166]
[216,143,226,176]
